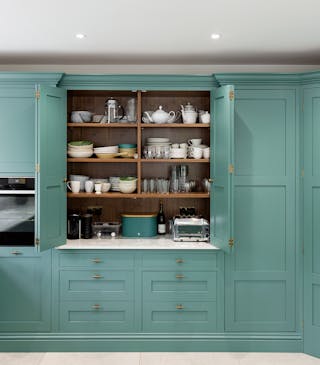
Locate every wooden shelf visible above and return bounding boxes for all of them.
[67,158,137,163]
[67,192,210,199]
[67,123,137,128]
[141,159,210,163]
[141,123,210,128]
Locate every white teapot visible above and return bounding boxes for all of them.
[145,106,175,124]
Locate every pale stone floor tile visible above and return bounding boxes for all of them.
[40,352,140,365]
[238,352,320,365]
[0,352,45,365]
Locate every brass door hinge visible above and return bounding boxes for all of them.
[35,238,40,246]
[229,164,234,174]
[228,238,234,248]
[35,163,40,173]
[229,90,234,101]
[35,90,40,99]
[301,169,304,177]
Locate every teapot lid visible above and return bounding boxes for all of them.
[153,105,167,114]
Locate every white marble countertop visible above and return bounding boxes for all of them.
[57,236,219,250]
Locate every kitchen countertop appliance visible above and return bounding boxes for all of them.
[172,217,210,242]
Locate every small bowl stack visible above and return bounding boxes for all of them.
[94,145,119,159]
[119,177,137,194]
[119,144,137,158]
[68,141,93,158]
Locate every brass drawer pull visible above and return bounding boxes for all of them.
[176,274,185,279]
[91,258,102,263]
[91,304,101,310]
[176,258,184,264]
[11,250,22,255]
[92,274,103,279]
[176,304,184,310]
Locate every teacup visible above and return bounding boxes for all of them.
[67,180,81,193]
[101,182,111,193]
[188,146,203,159]
[188,138,202,146]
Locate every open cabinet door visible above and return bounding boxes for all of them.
[303,87,320,358]
[211,85,234,251]
[35,85,67,252]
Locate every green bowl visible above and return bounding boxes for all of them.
[118,144,137,148]
[68,140,92,146]
[120,176,137,181]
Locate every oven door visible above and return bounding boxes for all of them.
[0,191,35,245]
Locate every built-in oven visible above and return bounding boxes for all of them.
[0,177,35,246]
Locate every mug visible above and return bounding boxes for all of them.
[67,180,81,193]
[189,146,203,159]
[94,183,102,194]
[200,111,210,124]
[188,138,202,146]
[84,180,94,193]
[203,147,210,159]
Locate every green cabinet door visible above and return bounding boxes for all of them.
[0,247,51,332]
[0,88,35,175]
[211,85,234,250]
[303,87,320,357]
[226,88,297,332]
[36,85,67,251]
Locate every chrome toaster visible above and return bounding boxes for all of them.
[172,217,210,242]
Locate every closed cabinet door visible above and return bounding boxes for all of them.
[0,89,35,175]
[303,87,320,357]
[225,88,297,332]
[0,248,51,332]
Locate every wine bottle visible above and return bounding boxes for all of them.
[157,201,166,235]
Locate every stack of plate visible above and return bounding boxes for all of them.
[68,141,93,158]
[146,137,171,146]
[93,145,119,159]
[109,176,120,192]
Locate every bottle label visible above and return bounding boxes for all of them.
[158,224,166,234]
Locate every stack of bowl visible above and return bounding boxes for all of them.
[68,141,93,158]
[93,145,119,159]
[119,177,137,194]
[118,144,137,158]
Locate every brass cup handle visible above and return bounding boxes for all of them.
[11,250,22,255]
[176,304,184,310]
[92,274,103,279]
[91,258,102,263]
[176,274,185,279]
[92,304,101,310]
[176,259,184,263]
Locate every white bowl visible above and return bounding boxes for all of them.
[170,148,187,159]
[119,184,136,194]
[94,146,119,153]
[67,150,93,158]
[71,111,93,123]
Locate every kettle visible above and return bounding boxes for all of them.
[67,214,81,239]
[105,97,124,123]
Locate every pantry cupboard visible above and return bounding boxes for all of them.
[0,72,318,357]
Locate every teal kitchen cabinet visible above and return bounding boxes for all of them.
[302,83,320,357]
[0,247,51,332]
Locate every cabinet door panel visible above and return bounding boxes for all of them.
[36,86,67,251]
[226,89,296,332]
[303,87,320,357]
[0,89,35,175]
[0,249,51,332]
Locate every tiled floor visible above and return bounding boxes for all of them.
[0,352,319,365]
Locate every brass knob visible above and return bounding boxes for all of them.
[92,274,103,279]
[176,274,185,279]
[176,258,184,263]
[176,304,184,310]
[91,258,102,263]
[11,250,22,255]
[91,304,101,310]
[208,178,214,183]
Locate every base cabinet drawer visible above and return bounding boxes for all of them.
[143,271,217,301]
[142,301,217,332]
[60,270,134,301]
[59,301,134,332]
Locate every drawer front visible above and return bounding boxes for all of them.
[143,301,217,333]
[58,252,134,269]
[59,301,134,332]
[143,271,216,301]
[142,252,217,271]
[0,247,38,257]
[60,270,134,301]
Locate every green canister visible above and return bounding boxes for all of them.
[121,213,157,237]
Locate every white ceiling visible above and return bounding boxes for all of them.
[1,0,320,65]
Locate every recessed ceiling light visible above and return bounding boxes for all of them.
[211,33,221,40]
[76,33,86,39]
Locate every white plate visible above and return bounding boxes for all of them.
[147,138,170,143]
